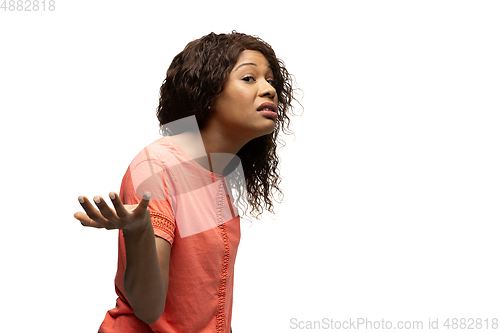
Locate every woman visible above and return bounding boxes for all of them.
[74,31,298,333]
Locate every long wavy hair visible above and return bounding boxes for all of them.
[156,31,299,219]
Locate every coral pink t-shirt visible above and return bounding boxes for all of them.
[98,136,241,333]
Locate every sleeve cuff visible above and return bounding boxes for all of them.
[150,211,176,245]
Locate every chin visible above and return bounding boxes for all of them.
[233,118,276,141]
[255,123,276,138]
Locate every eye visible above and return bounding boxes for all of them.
[242,75,256,83]
[267,79,277,88]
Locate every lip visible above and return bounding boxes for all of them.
[257,102,278,113]
[258,110,278,120]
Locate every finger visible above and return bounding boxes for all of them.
[108,192,130,218]
[93,195,120,223]
[74,212,104,228]
[78,196,115,229]
[132,191,151,215]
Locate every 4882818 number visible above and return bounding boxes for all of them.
[443,318,498,330]
[1,0,55,11]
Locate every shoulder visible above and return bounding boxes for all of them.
[129,136,181,170]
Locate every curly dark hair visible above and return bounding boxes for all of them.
[156,31,300,219]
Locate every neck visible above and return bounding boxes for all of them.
[199,126,247,174]
[170,127,246,175]
[199,128,246,156]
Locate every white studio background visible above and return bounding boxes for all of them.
[1,1,499,332]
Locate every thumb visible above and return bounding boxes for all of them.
[136,191,151,212]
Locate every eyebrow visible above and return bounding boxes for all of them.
[234,62,272,72]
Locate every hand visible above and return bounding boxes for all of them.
[74,191,152,235]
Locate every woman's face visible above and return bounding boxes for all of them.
[209,50,278,144]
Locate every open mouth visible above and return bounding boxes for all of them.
[257,102,277,113]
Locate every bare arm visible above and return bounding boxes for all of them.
[122,225,170,324]
[74,192,170,325]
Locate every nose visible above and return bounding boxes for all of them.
[259,80,277,100]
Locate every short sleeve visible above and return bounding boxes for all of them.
[119,147,176,244]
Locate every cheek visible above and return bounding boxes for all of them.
[220,86,253,109]
[234,86,255,104]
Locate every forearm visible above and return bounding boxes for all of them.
[123,224,166,324]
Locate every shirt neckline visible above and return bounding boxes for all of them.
[162,136,224,178]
